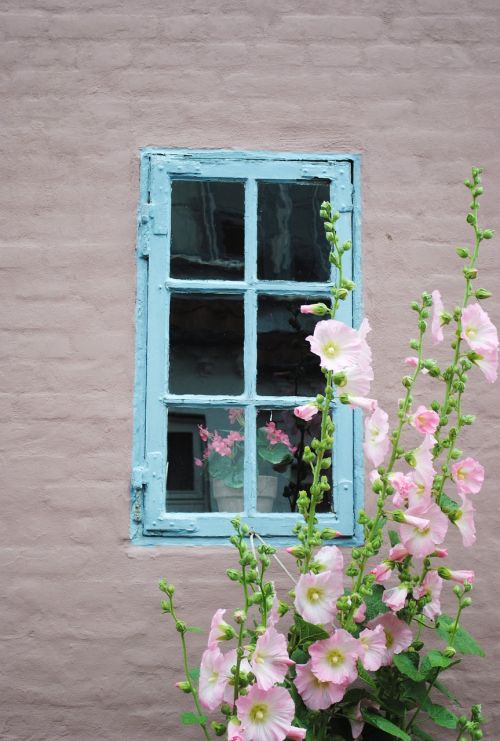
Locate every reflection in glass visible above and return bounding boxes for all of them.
[166,407,245,513]
[169,294,244,395]
[257,295,326,396]
[256,409,333,514]
[171,180,244,280]
[257,181,331,281]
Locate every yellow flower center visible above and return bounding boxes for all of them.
[250,703,269,724]
[416,526,430,537]
[322,340,339,359]
[456,467,465,480]
[385,630,394,648]
[208,671,219,684]
[307,587,323,603]
[465,326,477,339]
[326,648,344,667]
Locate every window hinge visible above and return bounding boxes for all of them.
[131,464,149,522]
[137,204,153,258]
[334,162,354,213]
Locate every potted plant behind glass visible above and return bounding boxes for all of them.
[196,409,296,512]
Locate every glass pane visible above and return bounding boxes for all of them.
[257,295,326,396]
[257,181,331,281]
[169,293,244,395]
[166,407,245,513]
[171,180,244,280]
[256,408,333,514]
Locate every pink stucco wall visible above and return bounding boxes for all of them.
[1,1,500,738]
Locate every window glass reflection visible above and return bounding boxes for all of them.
[257,295,326,396]
[256,408,333,513]
[169,294,244,395]
[257,181,331,281]
[171,180,244,280]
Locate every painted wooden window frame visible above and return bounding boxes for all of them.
[131,148,363,546]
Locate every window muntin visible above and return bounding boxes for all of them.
[132,150,362,543]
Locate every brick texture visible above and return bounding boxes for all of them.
[1,1,500,739]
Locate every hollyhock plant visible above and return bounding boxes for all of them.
[160,172,493,741]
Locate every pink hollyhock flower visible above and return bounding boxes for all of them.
[236,685,295,741]
[285,728,307,740]
[250,627,294,691]
[368,613,413,665]
[399,501,448,558]
[293,403,318,422]
[474,346,498,383]
[431,289,445,345]
[294,571,341,625]
[309,629,359,685]
[341,362,374,398]
[227,718,245,741]
[358,624,387,671]
[369,562,393,584]
[358,317,373,366]
[461,303,499,353]
[353,601,367,624]
[390,472,417,507]
[412,434,436,485]
[313,545,344,574]
[404,356,429,374]
[411,405,440,435]
[454,497,476,547]
[389,543,410,562]
[199,646,228,711]
[451,457,485,496]
[300,304,315,314]
[347,699,381,740]
[364,407,390,467]
[306,319,364,372]
[208,608,234,647]
[432,547,448,558]
[413,571,443,619]
[442,569,475,584]
[382,585,408,612]
[300,303,328,316]
[294,660,348,710]
[344,395,378,412]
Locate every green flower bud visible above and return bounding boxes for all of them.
[175,620,187,634]
[464,267,478,279]
[320,527,342,539]
[336,288,349,300]
[411,301,420,311]
[456,246,470,258]
[160,600,171,613]
[482,228,494,239]
[475,288,492,299]
[402,375,413,388]
[176,680,192,693]
[342,240,352,251]
[466,213,476,225]
[226,569,241,582]
[443,646,456,658]
[462,596,472,607]
[333,371,347,387]
[278,600,290,617]
[233,609,246,624]
[211,721,227,736]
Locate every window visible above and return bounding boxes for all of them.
[132,149,363,545]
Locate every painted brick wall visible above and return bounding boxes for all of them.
[1,1,500,738]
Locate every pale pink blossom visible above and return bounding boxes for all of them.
[306,319,364,372]
[412,435,436,488]
[451,457,485,496]
[341,362,374,398]
[390,472,417,507]
[399,501,448,558]
[347,699,380,740]
[294,660,348,710]
[250,627,294,691]
[431,289,445,345]
[358,317,373,368]
[411,405,440,435]
[398,512,431,529]
[309,629,359,685]
[432,547,448,558]
[236,685,295,741]
[364,407,390,467]
[227,718,245,741]
[313,545,344,574]
[300,304,315,314]
[443,569,475,584]
[344,395,378,412]
[389,543,410,562]
[208,609,233,648]
[199,646,228,711]
[369,562,393,584]
[474,346,498,383]
[453,496,476,547]
[293,403,318,422]
[404,356,429,374]
[294,571,341,625]
[353,601,367,623]
[413,571,443,619]
[285,728,307,740]
[358,624,387,671]
[461,303,499,353]
[382,585,408,612]
[368,613,413,665]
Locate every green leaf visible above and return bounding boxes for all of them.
[388,529,401,547]
[180,712,207,726]
[439,492,460,513]
[188,667,200,682]
[412,724,435,741]
[185,626,204,634]
[393,652,425,682]
[293,614,329,645]
[357,662,377,689]
[364,584,389,621]
[436,614,485,657]
[361,710,410,740]
[434,678,461,706]
[257,427,292,465]
[420,649,453,676]
[422,700,458,729]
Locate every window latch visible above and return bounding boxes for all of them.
[131,465,148,522]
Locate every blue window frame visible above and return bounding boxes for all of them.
[132,149,363,545]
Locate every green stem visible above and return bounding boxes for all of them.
[232,561,250,712]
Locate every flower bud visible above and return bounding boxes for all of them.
[211,721,227,736]
[402,375,413,388]
[333,371,347,387]
[336,288,349,300]
[286,545,307,559]
[226,569,241,582]
[233,609,246,624]
[300,302,329,316]
[320,527,342,539]
[456,246,470,258]
[482,228,494,239]
[463,267,478,279]
[175,620,187,634]
[160,600,171,613]
[475,288,492,299]
[466,213,476,225]
[462,597,472,607]
[176,680,192,693]
[443,646,456,658]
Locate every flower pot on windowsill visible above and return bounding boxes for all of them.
[213,475,278,513]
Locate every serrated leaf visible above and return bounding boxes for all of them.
[361,710,410,740]
[188,667,200,682]
[364,583,389,621]
[393,652,425,681]
[389,529,401,547]
[421,649,453,676]
[434,678,461,706]
[294,614,329,645]
[422,700,458,729]
[180,712,207,726]
[436,614,485,657]
[185,626,204,634]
